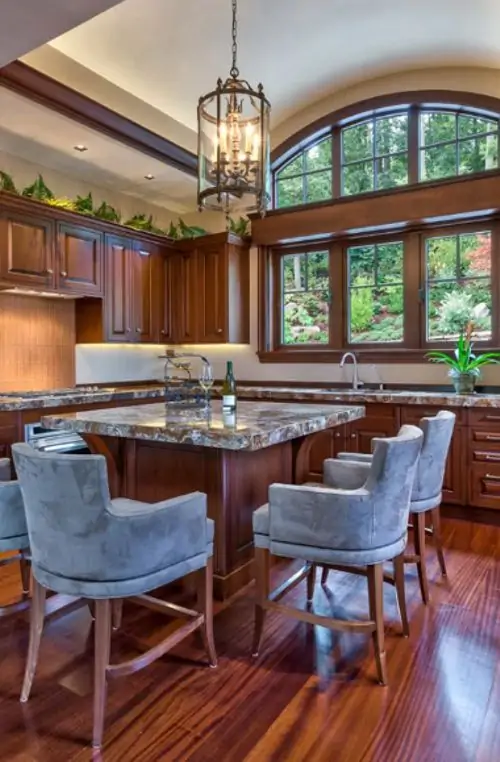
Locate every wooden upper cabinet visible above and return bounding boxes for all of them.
[198,244,227,342]
[0,211,54,287]
[57,224,103,296]
[175,251,198,344]
[159,254,175,343]
[131,242,159,343]
[105,235,132,342]
[173,233,250,345]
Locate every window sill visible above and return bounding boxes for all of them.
[257,348,498,364]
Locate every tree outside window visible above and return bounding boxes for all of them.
[275,138,332,209]
[341,115,408,195]
[420,113,499,181]
[425,231,492,341]
[347,242,404,343]
[281,250,330,344]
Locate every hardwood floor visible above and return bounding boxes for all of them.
[0,518,498,761]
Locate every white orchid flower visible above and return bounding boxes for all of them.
[472,302,489,320]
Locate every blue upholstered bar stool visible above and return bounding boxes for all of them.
[324,411,456,603]
[252,426,423,685]
[0,457,30,615]
[12,443,217,750]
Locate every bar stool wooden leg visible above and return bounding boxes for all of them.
[196,558,217,667]
[413,512,430,604]
[20,578,47,702]
[393,553,409,637]
[19,551,30,601]
[431,506,447,577]
[367,563,387,685]
[252,547,270,657]
[93,599,112,750]
[112,600,123,631]
[307,564,316,603]
[320,567,329,585]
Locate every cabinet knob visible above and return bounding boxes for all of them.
[335,432,341,438]
[60,270,68,277]
[126,327,131,333]
[136,328,143,334]
[351,433,356,439]
[216,328,223,334]
[45,268,53,275]
[160,329,166,335]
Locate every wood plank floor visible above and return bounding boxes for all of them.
[0,518,499,761]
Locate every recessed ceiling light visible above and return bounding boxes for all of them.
[144,173,155,180]
[74,144,88,153]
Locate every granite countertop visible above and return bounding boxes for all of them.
[0,385,166,411]
[231,385,500,408]
[41,401,365,452]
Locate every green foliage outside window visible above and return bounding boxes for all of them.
[426,232,492,341]
[273,107,500,209]
[282,251,330,344]
[347,242,405,343]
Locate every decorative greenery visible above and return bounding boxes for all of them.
[427,307,500,377]
[227,215,250,237]
[22,174,54,201]
[44,197,77,211]
[0,171,17,193]
[0,168,216,242]
[166,218,207,239]
[94,201,120,223]
[74,192,94,215]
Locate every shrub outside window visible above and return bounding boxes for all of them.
[281,250,330,344]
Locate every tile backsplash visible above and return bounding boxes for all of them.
[0,293,75,391]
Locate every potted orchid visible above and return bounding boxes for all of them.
[426,302,500,394]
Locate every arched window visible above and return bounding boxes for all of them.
[272,97,500,209]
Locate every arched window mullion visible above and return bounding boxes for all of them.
[332,125,341,198]
[408,105,420,184]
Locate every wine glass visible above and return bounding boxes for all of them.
[199,364,214,406]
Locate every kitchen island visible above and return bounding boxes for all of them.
[42,400,364,599]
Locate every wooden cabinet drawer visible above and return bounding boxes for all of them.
[469,464,500,509]
[467,409,500,428]
[469,429,500,451]
[400,405,464,426]
[363,403,397,420]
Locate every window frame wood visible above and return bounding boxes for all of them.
[261,216,500,364]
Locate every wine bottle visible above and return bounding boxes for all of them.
[222,361,237,413]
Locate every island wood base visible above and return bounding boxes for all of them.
[83,434,301,599]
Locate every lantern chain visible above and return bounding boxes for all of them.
[230,0,239,79]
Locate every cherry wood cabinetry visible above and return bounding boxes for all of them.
[57,224,103,296]
[0,211,54,288]
[175,233,250,344]
[132,241,160,343]
[467,409,500,510]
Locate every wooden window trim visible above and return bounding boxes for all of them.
[260,217,499,364]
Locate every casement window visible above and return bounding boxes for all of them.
[264,222,498,362]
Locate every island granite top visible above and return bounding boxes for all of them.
[41,401,365,452]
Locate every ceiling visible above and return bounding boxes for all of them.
[0,0,126,67]
[48,0,500,131]
[0,87,196,214]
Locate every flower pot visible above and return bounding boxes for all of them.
[450,372,476,394]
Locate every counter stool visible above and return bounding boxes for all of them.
[325,410,456,604]
[12,443,217,750]
[0,457,30,615]
[252,426,423,685]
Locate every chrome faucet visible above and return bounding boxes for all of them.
[340,352,363,390]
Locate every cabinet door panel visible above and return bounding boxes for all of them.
[347,411,398,453]
[198,245,226,342]
[57,224,103,295]
[133,244,158,343]
[176,252,198,343]
[105,236,131,342]
[159,255,174,342]
[469,463,500,510]
[0,212,54,287]
[441,426,465,505]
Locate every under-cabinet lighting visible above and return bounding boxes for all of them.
[73,144,88,153]
[144,173,155,180]
[0,288,81,300]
